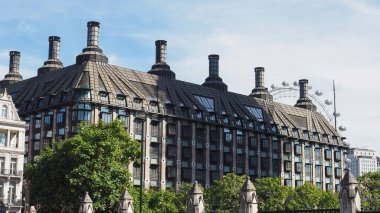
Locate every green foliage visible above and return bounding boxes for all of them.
[287,182,322,210]
[25,121,140,212]
[176,182,195,213]
[318,190,339,209]
[205,173,246,213]
[254,177,290,211]
[358,171,380,211]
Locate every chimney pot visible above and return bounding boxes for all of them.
[155,40,167,64]
[208,54,219,76]
[9,51,20,74]
[87,21,100,47]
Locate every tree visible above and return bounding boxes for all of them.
[205,173,246,212]
[25,120,140,212]
[254,177,289,211]
[286,182,322,210]
[318,190,339,209]
[358,171,380,211]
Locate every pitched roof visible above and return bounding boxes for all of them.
[5,60,343,143]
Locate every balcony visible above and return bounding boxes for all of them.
[0,197,22,207]
[0,169,23,177]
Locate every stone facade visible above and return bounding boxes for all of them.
[0,89,25,213]
[0,21,348,194]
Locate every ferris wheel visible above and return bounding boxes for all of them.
[269,81,346,132]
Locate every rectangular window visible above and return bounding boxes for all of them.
[34,141,40,151]
[10,158,17,175]
[284,143,291,153]
[295,144,302,155]
[261,139,269,150]
[0,133,7,147]
[245,106,264,121]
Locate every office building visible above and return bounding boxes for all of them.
[0,21,348,192]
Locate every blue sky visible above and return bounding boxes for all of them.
[1,0,380,154]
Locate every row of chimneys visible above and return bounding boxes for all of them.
[1,21,316,111]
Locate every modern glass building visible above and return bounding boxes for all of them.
[0,21,348,192]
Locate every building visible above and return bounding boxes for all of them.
[377,157,380,172]
[348,147,378,178]
[0,21,348,192]
[0,88,25,213]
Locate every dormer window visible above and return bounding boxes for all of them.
[222,115,229,124]
[194,110,203,120]
[208,113,216,122]
[165,104,174,115]
[99,91,109,103]
[74,89,91,101]
[150,102,159,113]
[134,98,142,110]
[292,129,299,138]
[1,105,8,118]
[281,126,289,136]
[235,118,241,126]
[116,95,126,106]
[270,125,277,133]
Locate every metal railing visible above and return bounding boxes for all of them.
[0,197,22,206]
[0,169,23,177]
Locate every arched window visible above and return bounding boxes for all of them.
[1,105,7,118]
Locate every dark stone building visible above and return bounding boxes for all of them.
[1,21,348,192]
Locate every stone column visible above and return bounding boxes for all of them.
[161,119,167,190]
[187,181,205,213]
[339,169,361,213]
[232,129,237,174]
[191,123,196,183]
[219,127,224,178]
[244,133,249,175]
[176,120,182,192]
[257,134,261,178]
[144,117,151,190]
[238,177,258,213]
[65,106,70,139]
[205,125,210,188]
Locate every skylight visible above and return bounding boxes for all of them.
[245,106,264,121]
[194,95,215,112]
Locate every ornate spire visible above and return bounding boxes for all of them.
[339,169,361,213]
[79,192,95,213]
[238,176,258,213]
[118,189,134,213]
[187,181,205,213]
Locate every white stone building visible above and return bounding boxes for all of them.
[0,89,25,213]
[348,147,378,178]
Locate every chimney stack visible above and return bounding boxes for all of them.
[295,79,316,111]
[202,54,227,91]
[48,36,61,61]
[76,21,108,64]
[9,51,20,74]
[1,51,23,85]
[249,67,272,101]
[208,54,219,77]
[255,67,265,88]
[38,36,64,75]
[87,21,100,47]
[148,40,176,79]
[155,40,167,64]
